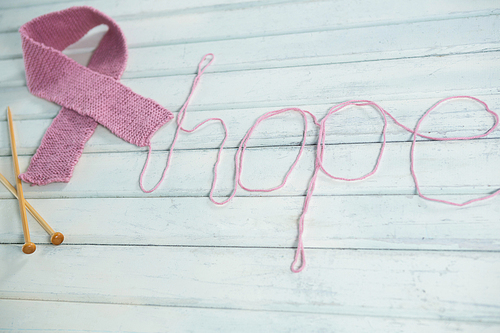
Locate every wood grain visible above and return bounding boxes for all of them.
[1,195,500,250]
[2,14,500,87]
[1,95,499,157]
[1,139,499,199]
[1,0,499,330]
[2,52,499,124]
[0,245,499,321]
[0,0,287,31]
[2,0,500,59]
[2,299,499,333]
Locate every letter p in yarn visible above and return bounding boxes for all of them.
[19,6,173,185]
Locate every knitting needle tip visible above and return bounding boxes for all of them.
[22,242,36,254]
[50,232,64,245]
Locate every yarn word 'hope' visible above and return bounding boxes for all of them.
[19,7,500,273]
[140,54,500,273]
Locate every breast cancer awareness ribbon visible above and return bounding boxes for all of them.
[18,6,173,185]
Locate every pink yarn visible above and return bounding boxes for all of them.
[19,6,173,185]
[142,54,500,273]
[17,7,500,272]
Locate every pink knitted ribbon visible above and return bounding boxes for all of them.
[18,6,173,185]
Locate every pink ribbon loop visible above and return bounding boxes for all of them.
[19,6,173,185]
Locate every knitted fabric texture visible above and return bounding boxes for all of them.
[19,6,173,185]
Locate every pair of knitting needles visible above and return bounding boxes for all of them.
[4,107,64,254]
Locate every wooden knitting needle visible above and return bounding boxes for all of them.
[7,107,35,254]
[0,171,64,245]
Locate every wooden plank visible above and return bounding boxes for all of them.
[3,14,500,87]
[0,0,264,10]
[88,16,500,78]
[1,195,500,250]
[2,0,498,331]
[0,245,499,321]
[1,299,499,333]
[0,0,78,9]
[1,95,499,156]
[0,0,287,31]
[1,139,499,198]
[2,51,499,121]
[107,53,500,112]
[2,0,500,59]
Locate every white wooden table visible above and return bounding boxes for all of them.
[1,0,500,331]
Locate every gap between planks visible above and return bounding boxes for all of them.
[2,242,500,253]
[1,2,500,61]
[0,296,497,325]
